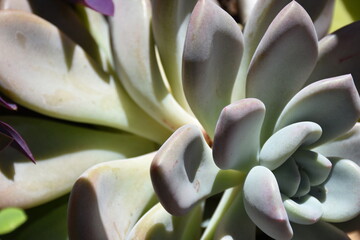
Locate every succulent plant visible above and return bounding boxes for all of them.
[0,0,359,239]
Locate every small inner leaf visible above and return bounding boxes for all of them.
[273,157,301,197]
[283,195,323,225]
[293,150,332,186]
[259,121,322,170]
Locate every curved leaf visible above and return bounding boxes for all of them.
[293,150,332,186]
[183,0,244,138]
[315,123,360,166]
[151,124,243,216]
[232,0,291,101]
[273,158,301,197]
[0,121,35,163]
[275,75,360,146]
[0,96,17,110]
[306,21,360,92]
[213,98,265,171]
[319,158,360,222]
[243,166,293,240]
[150,0,197,111]
[0,116,156,208]
[0,10,171,143]
[293,170,311,198]
[68,153,157,240]
[260,122,322,170]
[0,0,102,63]
[297,0,335,39]
[283,195,323,225]
[110,0,197,131]
[127,203,202,240]
[246,1,318,141]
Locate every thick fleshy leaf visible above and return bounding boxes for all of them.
[317,158,360,222]
[151,0,197,111]
[306,21,360,91]
[110,0,197,131]
[213,188,256,240]
[283,195,323,225]
[259,122,322,170]
[243,166,293,240]
[0,208,27,234]
[292,221,350,240]
[68,0,114,16]
[246,1,318,140]
[232,0,291,100]
[297,0,335,39]
[213,98,265,171]
[151,124,244,216]
[0,96,17,110]
[127,203,202,240]
[0,11,171,143]
[68,153,157,240]
[0,116,156,208]
[293,170,311,198]
[273,158,301,197]
[275,75,360,146]
[0,0,102,62]
[183,0,244,138]
[315,123,360,166]
[0,121,35,163]
[293,150,332,186]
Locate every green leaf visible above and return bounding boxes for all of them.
[0,208,27,235]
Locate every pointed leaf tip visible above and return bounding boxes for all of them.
[0,96,17,111]
[0,121,35,164]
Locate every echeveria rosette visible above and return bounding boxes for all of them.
[151,1,360,239]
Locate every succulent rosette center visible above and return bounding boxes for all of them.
[150,0,360,239]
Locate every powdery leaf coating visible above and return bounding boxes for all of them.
[246,1,318,139]
[213,98,265,171]
[151,124,243,216]
[243,166,293,240]
[260,122,322,170]
[183,0,244,138]
[275,75,360,146]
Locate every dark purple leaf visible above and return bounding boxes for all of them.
[0,96,17,111]
[68,0,114,16]
[0,121,35,164]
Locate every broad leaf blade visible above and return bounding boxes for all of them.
[0,10,171,143]
[68,153,157,240]
[0,116,156,208]
[183,0,244,138]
